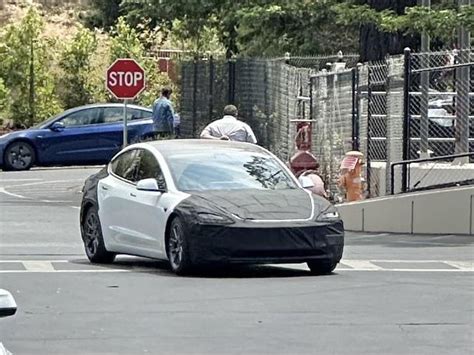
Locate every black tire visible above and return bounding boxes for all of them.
[167,217,193,275]
[307,259,337,275]
[4,141,35,171]
[81,206,115,264]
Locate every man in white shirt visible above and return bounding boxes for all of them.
[200,105,257,143]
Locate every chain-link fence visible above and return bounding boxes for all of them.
[176,48,473,201]
[390,48,474,194]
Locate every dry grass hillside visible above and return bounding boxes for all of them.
[0,0,85,39]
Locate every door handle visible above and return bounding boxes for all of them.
[101,185,109,191]
[130,192,137,197]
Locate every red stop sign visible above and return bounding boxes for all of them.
[106,59,146,99]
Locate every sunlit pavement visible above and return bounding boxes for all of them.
[1,167,473,354]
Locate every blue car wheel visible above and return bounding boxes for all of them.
[4,141,36,171]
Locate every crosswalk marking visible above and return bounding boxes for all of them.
[0,259,472,274]
[340,260,383,270]
[22,261,55,272]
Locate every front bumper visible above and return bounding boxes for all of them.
[187,221,344,265]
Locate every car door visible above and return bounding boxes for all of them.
[39,107,103,164]
[126,149,168,256]
[98,148,141,254]
[98,148,167,258]
[96,107,154,161]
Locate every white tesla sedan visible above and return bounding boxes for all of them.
[79,140,344,275]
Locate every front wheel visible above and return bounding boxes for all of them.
[167,217,193,275]
[307,260,337,275]
[81,206,115,264]
[4,141,35,171]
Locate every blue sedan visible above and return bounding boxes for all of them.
[0,103,155,171]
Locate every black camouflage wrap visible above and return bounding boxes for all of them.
[79,167,109,225]
[171,189,344,265]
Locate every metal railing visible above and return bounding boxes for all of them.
[390,152,474,195]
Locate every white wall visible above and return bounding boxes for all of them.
[338,186,474,235]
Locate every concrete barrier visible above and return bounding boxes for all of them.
[337,186,474,235]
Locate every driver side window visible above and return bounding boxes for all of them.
[59,109,101,127]
[110,149,141,183]
[136,150,166,190]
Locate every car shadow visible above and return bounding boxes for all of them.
[68,257,335,279]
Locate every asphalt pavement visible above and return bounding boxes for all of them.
[0,167,473,355]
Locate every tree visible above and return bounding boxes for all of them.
[109,18,177,106]
[58,27,98,108]
[0,7,62,127]
[334,1,474,61]
[82,0,121,29]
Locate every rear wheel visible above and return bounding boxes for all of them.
[167,217,193,275]
[4,141,35,171]
[307,260,337,275]
[81,206,115,263]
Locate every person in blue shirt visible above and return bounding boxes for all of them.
[152,87,175,138]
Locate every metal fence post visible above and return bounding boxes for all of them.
[208,55,214,123]
[192,58,198,138]
[228,58,236,104]
[351,65,361,151]
[366,65,373,197]
[455,5,471,158]
[402,48,412,193]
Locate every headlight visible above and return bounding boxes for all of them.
[197,212,234,225]
[0,133,11,139]
[316,207,340,221]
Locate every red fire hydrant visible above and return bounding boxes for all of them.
[289,121,319,176]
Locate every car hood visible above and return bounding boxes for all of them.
[190,189,318,221]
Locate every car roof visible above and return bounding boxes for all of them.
[146,139,269,156]
[63,103,152,114]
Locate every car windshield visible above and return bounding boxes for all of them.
[165,150,298,191]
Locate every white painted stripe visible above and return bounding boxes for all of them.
[335,268,474,273]
[0,260,69,263]
[0,187,28,199]
[443,261,474,271]
[0,243,83,247]
[340,260,383,270]
[0,269,130,273]
[4,179,84,188]
[0,178,42,182]
[22,261,55,271]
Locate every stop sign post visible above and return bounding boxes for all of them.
[106,59,146,147]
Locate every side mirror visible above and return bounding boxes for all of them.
[0,289,17,318]
[50,121,65,132]
[136,178,165,192]
[299,176,315,189]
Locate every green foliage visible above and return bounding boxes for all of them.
[0,78,10,125]
[59,27,98,108]
[0,7,62,127]
[236,1,358,56]
[82,0,121,29]
[333,3,474,42]
[109,18,177,107]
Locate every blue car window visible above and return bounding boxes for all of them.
[59,109,101,127]
[103,107,123,124]
[103,107,152,123]
[129,108,152,120]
